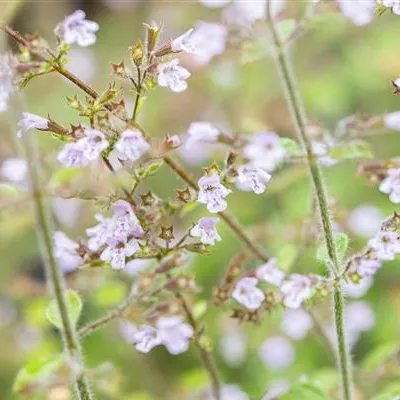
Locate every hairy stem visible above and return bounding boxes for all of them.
[175,292,221,400]
[265,2,352,399]
[13,99,93,399]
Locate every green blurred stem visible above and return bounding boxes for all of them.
[265,2,352,399]
[174,291,221,400]
[16,103,94,400]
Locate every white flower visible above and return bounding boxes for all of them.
[256,258,285,286]
[79,128,109,160]
[232,277,265,310]
[337,0,376,26]
[115,129,150,161]
[109,199,144,241]
[342,276,373,299]
[86,214,112,251]
[380,168,400,203]
[0,54,14,112]
[280,308,313,340]
[351,256,382,278]
[222,0,285,26]
[157,59,191,93]
[173,22,227,64]
[17,113,49,138]
[243,132,286,173]
[369,230,400,261]
[0,158,27,184]
[132,325,162,353]
[312,141,337,167]
[54,231,82,273]
[185,121,219,149]
[157,316,193,355]
[55,10,99,47]
[382,0,400,15]
[190,217,221,245]
[220,385,249,400]
[345,301,375,334]
[383,111,400,131]
[197,172,231,213]
[259,336,295,370]
[100,237,140,270]
[236,164,272,194]
[280,274,312,309]
[57,142,90,168]
[219,331,247,367]
[200,0,231,8]
[348,205,383,238]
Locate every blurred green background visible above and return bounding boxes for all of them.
[1,1,400,399]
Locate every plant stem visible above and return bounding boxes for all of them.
[13,99,93,399]
[265,2,352,399]
[174,292,221,400]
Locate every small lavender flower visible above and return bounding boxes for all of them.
[197,172,231,213]
[57,142,90,168]
[115,129,150,162]
[351,256,382,278]
[280,308,313,340]
[185,121,219,149]
[157,59,191,93]
[312,141,337,167]
[0,158,27,184]
[379,168,400,203]
[55,10,99,47]
[172,22,227,64]
[348,205,383,238]
[382,0,400,15]
[157,316,194,355]
[110,199,144,241]
[337,0,375,26]
[258,336,295,371]
[190,217,221,245]
[86,214,112,251]
[256,258,285,287]
[236,164,272,194]
[79,128,109,160]
[54,231,82,273]
[100,237,140,270]
[220,385,249,400]
[132,325,162,353]
[231,277,265,310]
[369,230,400,261]
[243,132,286,173]
[280,274,312,309]
[383,111,400,131]
[17,113,49,138]
[0,54,14,112]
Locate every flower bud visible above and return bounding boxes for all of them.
[130,40,144,66]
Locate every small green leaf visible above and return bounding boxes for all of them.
[46,289,83,329]
[316,233,349,263]
[281,381,328,400]
[192,300,208,320]
[136,161,163,180]
[329,140,373,161]
[277,244,298,271]
[13,354,65,393]
[280,137,302,156]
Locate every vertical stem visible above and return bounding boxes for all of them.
[11,98,94,400]
[175,292,221,400]
[265,2,352,399]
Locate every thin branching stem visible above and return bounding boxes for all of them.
[9,96,94,400]
[265,2,353,399]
